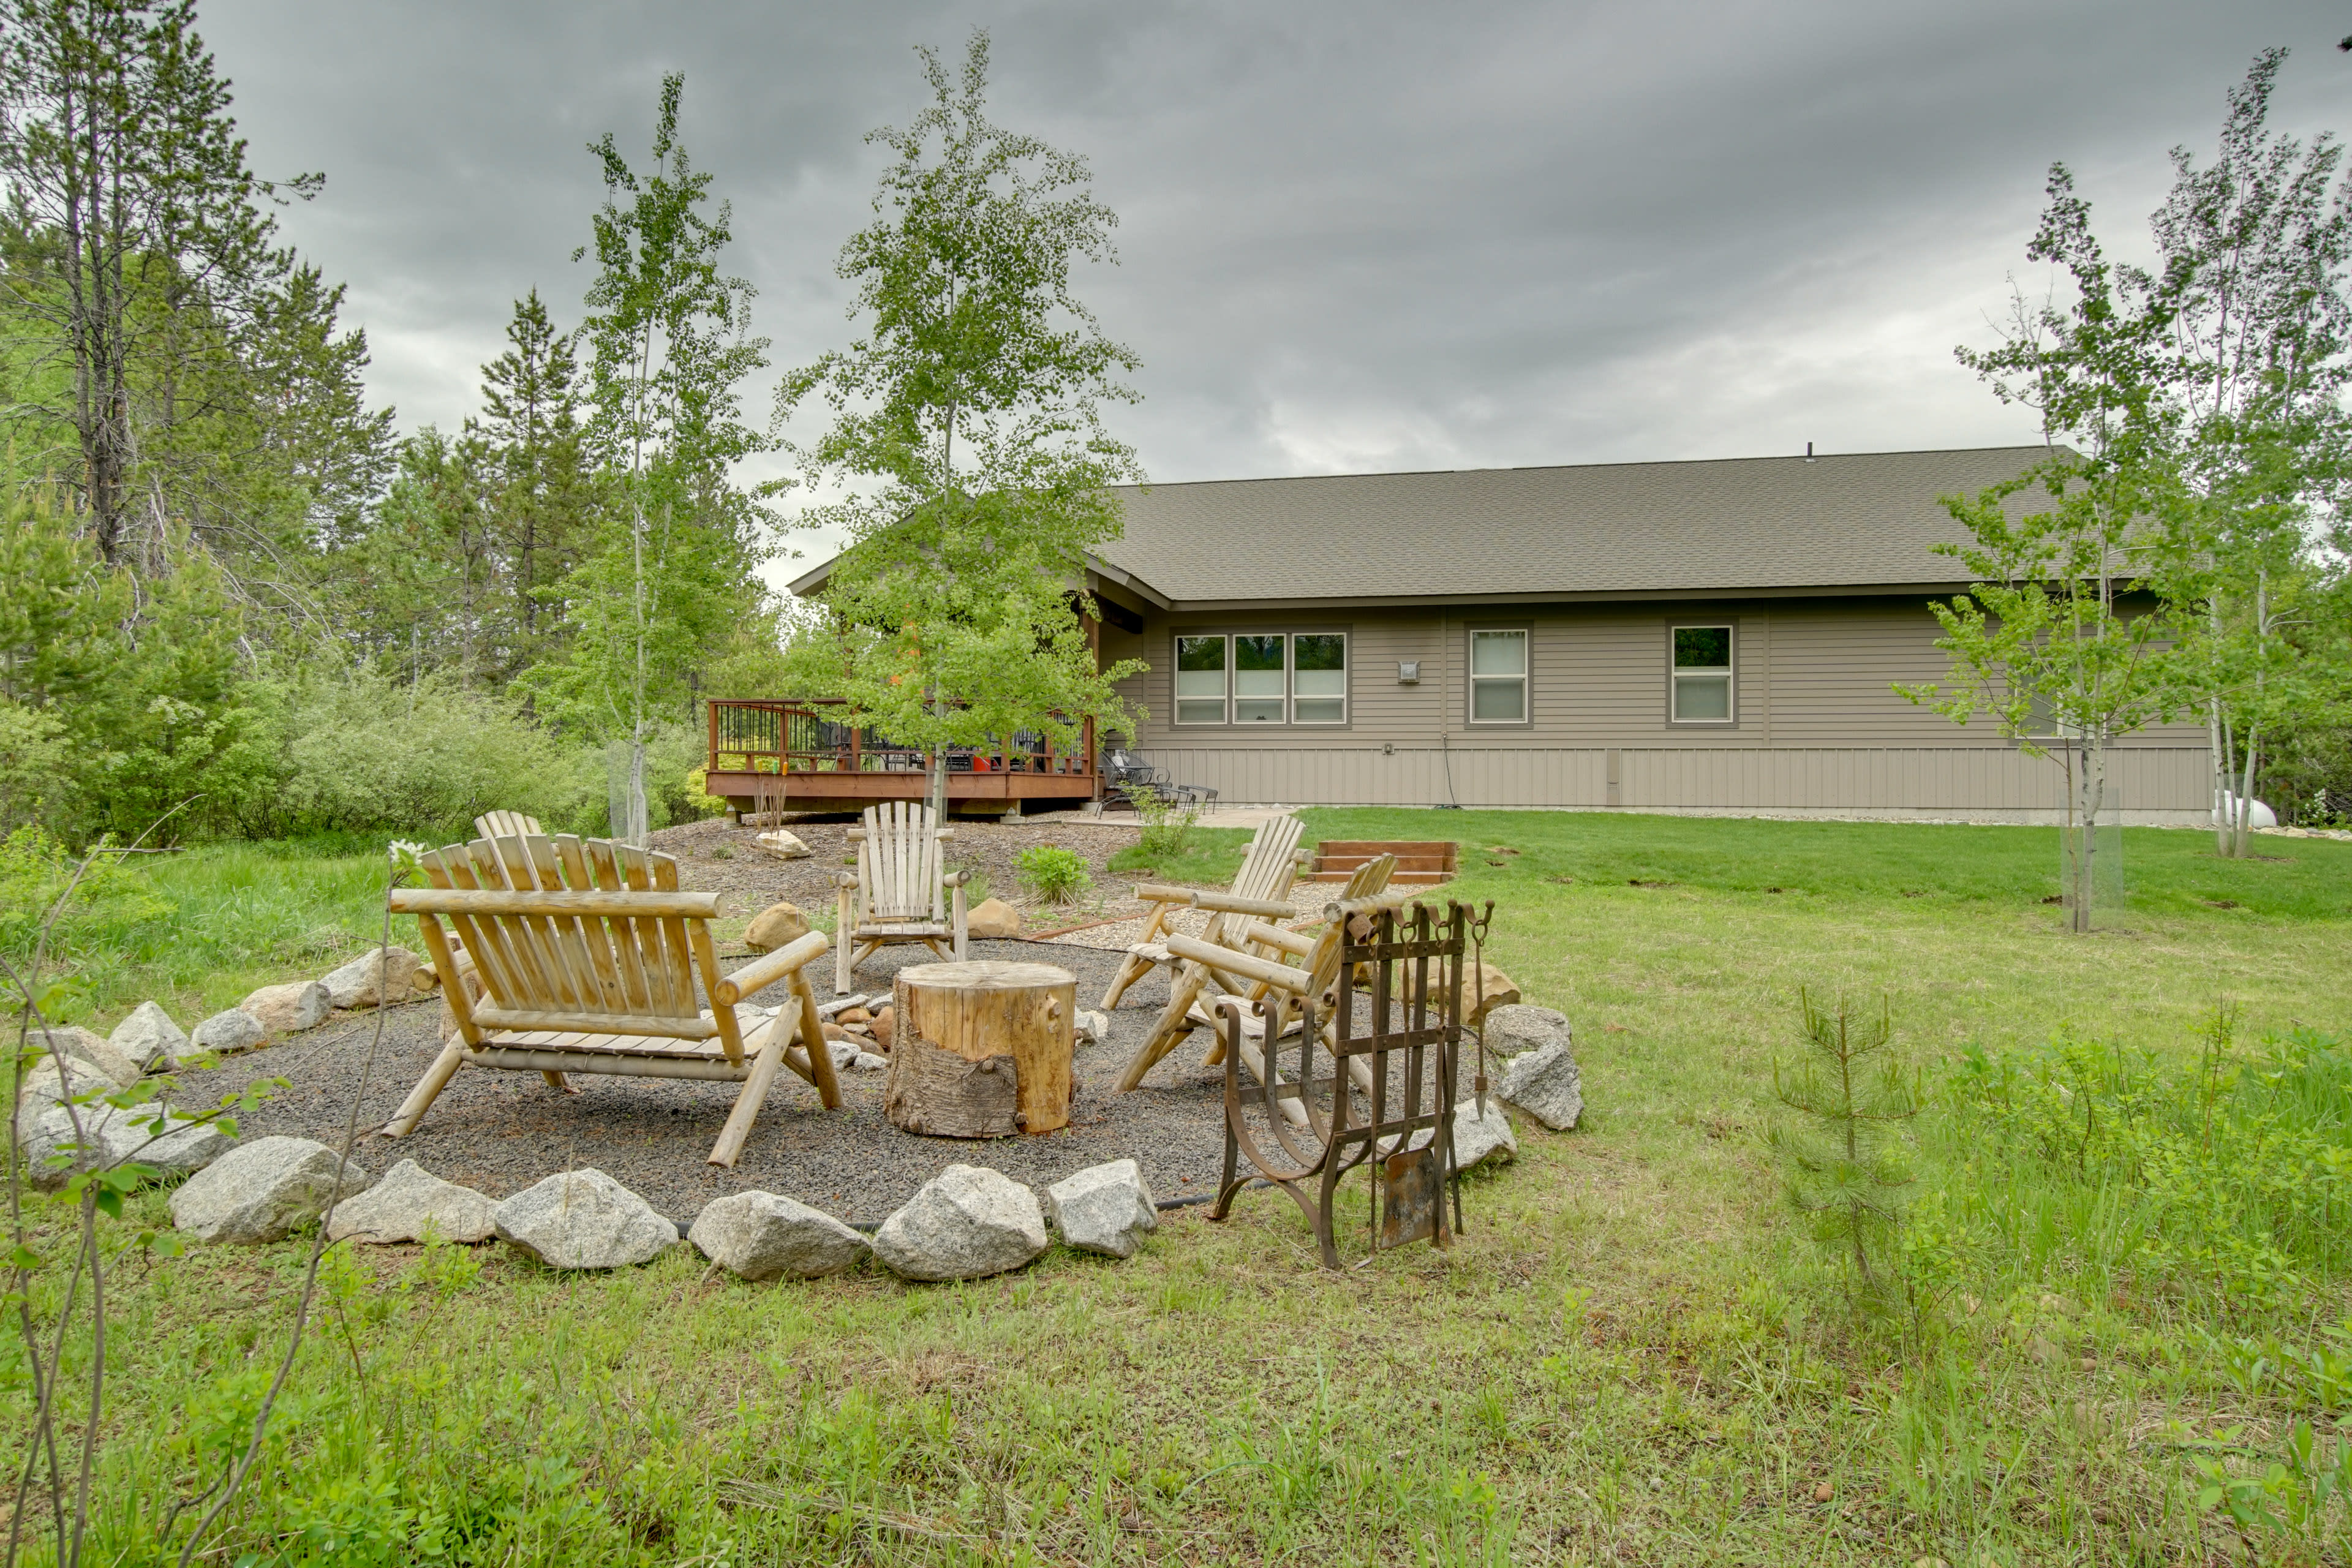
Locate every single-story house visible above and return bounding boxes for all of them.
[753,445,2207,824]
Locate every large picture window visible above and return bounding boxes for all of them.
[1170,631,1349,725]
[1469,628,1528,723]
[1672,625,1733,722]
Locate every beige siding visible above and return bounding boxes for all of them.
[1138,744,2210,818]
[1107,597,2211,818]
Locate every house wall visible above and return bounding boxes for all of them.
[1102,597,2210,823]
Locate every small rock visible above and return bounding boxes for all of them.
[838,1006,872,1026]
[872,1006,895,1050]
[852,1051,888,1072]
[493,1169,677,1269]
[756,829,812,861]
[189,1009,267,1056]
[327,1158,497,1244]
[1450,1096,1519,1168]
[966,899,1022,940]
[239,981,332,1037]
[1073,1009,1109,1047]
[872,1164,1048,1281]
[1483,1003,1569,1060]
[168,1136,372,1244]
[821,1022,852,1044]
[744,902,812,954]
[1498,1036,1583,1131]
[26,1025,138,1088]
[108,1002,187,1073]
[817,993,871,1019]
[688,1190,868,1280]
[1463,963,1521,1026]
[826,1039,863,1071]
[321,946,421,1009]
[1046,1159,1158,1259]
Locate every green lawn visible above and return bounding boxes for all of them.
[16,812,2352,1564]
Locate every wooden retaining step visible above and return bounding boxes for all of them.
[1304,840,1458,884]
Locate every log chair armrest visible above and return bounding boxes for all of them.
[834,869,861,890]
[943,869,971,888]
[1131,884,1294,919]
[715,929,832,1007]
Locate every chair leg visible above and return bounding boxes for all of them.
[796,970,842,1111]
[383,1039,464,1136]
[834,882,856,994]
[1100,905,1170,1011]
[951,881,968,960]
[709,1026,788,1167]
[1117,962,1208,1091]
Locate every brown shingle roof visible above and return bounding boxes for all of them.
[1094,445,2049,608]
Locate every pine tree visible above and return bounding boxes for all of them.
[1766,991,1921,1292]
[473,288,597,678]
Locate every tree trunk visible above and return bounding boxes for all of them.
[886,960,1075,1137]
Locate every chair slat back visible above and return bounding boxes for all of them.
[473,810,545,841]
[1232,815,1304,904]
[417,834,705,1024]
[1201,816,1305,948]
[858,802,946,922]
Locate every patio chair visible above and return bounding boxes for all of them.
[1115,869,1414,1118]
[834,801,970,994]
[1099,815,1305,1011]
[383,831,840,1168]
[474,810,543,840]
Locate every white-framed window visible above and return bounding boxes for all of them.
[1170,631,1349,726]
[1175,635,1229,725]
[1468,628,1528,723]
[1291,633,1347,723]
[1671,625,1733,722]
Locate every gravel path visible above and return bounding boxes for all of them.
[173,939,1238,1226]
[652,812,1159,931]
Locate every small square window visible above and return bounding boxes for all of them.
[1672,625,1733,722]
[1469,629,1528,723]
[1175,635,1227,725]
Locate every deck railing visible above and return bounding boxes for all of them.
[706,699,1096,781]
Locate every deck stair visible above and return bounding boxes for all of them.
[1305,840,1456,886]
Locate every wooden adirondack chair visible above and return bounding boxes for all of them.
[474,810,544,840]
[834,802,970,995]
[384,832,840,1167]
[1115,855,1400,1125]
[1098,815,1305,1012]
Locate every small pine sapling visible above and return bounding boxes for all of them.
[1766,990,1922,1293]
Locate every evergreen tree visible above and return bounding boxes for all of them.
[472,288,597,679]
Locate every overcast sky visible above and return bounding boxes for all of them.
[201,1,2352,575]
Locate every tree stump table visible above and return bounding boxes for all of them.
[885,960,1077,1138]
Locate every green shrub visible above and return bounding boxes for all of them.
[1937,1020,2352,1311]
[1017,844,1091,906]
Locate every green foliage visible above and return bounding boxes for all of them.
[1944,1020,2352,1310]
[1766,992,1921,1294]
[0,824,167,973]
[1016,843,1090,906]
[1106,824,1252,888]
[779,32,1144,774]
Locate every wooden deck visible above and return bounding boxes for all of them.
[706,699,1099,817]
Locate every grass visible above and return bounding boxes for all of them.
[13,810,2352,1563]
[1104,824,1254,886]
[15,837,394,1028]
